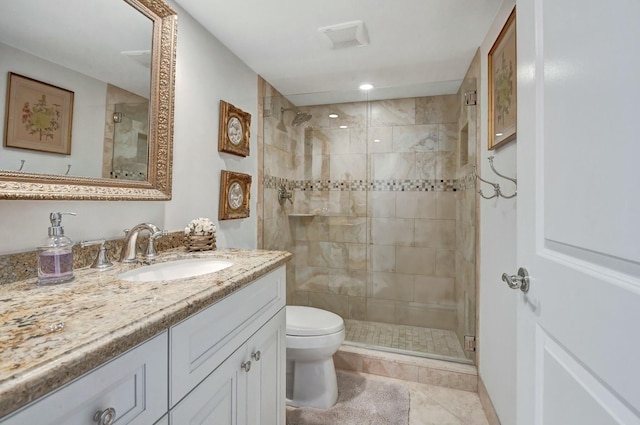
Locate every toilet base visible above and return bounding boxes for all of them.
[286,357,338,409]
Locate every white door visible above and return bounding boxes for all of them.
[516,1,640,424]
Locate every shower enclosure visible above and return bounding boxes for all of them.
[260,76,478,364]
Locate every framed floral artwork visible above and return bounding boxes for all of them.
[219,170,251,220]
[218,100,251,157]
[488,7,516,150]
[3,73,74,154]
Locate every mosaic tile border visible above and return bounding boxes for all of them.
[264,173,476,193]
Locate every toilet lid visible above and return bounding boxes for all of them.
[286,306,344,336]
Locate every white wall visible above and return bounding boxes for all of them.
[0,2,258,254]
[477,1,517,424]
[165,0,258,249]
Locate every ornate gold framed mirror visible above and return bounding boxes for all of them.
[0,0,177,200]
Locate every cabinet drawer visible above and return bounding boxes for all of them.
[170,266,285,406]
[1,332,168,425]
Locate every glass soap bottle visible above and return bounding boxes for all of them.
[37,212,76,285]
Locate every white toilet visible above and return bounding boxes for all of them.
[286,305,345,409]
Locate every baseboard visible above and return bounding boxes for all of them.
[478,375,501,425]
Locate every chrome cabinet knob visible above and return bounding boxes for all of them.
[251,350,261,361]
[241,360,252,372]
[93,407,116,425]
[501,267,530,293]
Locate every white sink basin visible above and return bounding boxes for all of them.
[118,258,233,282]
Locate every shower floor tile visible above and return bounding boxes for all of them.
[344,319,467,360]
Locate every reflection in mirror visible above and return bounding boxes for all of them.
[103,84,149,181]
[0,0,177,200]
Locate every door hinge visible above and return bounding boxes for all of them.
[465,90,477,106]
[464,335,476,352]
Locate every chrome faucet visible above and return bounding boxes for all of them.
[278,184,293,205]
[120,223,164,263]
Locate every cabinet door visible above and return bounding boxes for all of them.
[154,414,169,425]
[169,345,248,425]
[2,332,168,425]
[170,267,285,407]
[245,309,286,425]
[170,309,285,425]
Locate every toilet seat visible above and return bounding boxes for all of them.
[286,306,344,336]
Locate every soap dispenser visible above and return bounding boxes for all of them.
[37,212,76,285]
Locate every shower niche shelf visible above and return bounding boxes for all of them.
[288,213,316,217]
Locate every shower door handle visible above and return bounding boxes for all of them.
[501,267,530,293]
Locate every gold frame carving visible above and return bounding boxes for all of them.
[0,0,177,200]
[218,100,251,157]
[488,6,517,150]
[219,170,251,220]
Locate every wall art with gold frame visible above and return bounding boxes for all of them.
[488,6,517,150]
[4,73,74,155]
[218,100,251,157]
[219,170,251,220]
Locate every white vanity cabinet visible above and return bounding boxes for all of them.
[0,264,286,425]
[1,332,168,425]
[169,267,286,425]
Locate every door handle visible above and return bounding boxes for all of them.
[501,267,530,293]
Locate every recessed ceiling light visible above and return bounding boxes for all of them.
[495,132,503,137]
[339,125,348,129]
[373,139,381,143]
[359,83,374,91]
[329,113,339,118]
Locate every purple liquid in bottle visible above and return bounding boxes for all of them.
[38,250,74,284]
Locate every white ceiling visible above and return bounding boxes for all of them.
[0,0,153,97]
[174,0,503,105]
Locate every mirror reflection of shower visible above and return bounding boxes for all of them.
[102,84,149,181]
[111,102,148,181]
[278,107,312,131]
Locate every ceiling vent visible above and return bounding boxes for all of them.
[121,50,151,68]
[318,20,369,49]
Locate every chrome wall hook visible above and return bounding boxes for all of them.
[474,156,517,199]
[65,164,72,175]
[17,159,25,171]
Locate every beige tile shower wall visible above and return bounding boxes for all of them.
[366,95,459,331]
[289,100,370,319]
[260,84,302,303]
[289,95,461,332]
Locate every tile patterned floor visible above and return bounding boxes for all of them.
[344,319,467,360]
[360,372,489,425]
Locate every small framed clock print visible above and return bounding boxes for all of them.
[218,100,251,157]
[219,170,252,220]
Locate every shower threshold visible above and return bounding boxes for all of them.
[343,319,471,364]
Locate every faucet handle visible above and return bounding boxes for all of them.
[146,229,168,259]
[80,239,113,269]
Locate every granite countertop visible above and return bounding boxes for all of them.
[0,248,292,419]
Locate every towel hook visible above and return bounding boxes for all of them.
[474,156,517,199]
